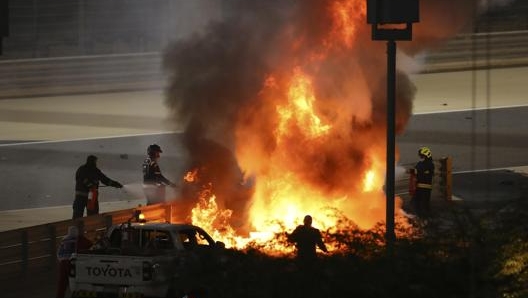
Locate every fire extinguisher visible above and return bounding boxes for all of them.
[86,187,99,215]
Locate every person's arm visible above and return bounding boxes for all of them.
[288,226,300,243]
[158,174,176,187]
[152,162,175,186]
[316,230,328,253]
[97,169,123,188]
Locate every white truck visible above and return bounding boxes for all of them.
[69,222,226,298]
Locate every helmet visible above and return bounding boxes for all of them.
[418,147,432,158]
[147,144,163,156]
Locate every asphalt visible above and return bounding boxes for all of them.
[0,67,527,232]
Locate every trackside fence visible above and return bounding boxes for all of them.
[0,202,176,281]
[0,31,527,99]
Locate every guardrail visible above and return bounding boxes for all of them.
[0,157,452,281]
[0,52,165,99]
[0,202,175,281]
[0,31,527,99]
[423,30,528,72]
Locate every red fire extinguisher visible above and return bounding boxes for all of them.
[86,187,99,215]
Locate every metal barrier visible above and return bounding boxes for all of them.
[0,52,165,99]
[0,31,527,99]
[438,157,453,200]
[423,31,528,73]
[0,202,176,280]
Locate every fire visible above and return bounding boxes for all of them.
[187,69,392,251]
[277,67,331,139]
[177,0,411,254]
[183,169,198,182]
[362,170,376,192]
[362,154,385,193]
[329,0,366,48]
[190,186,249,249]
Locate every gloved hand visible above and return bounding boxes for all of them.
[112,181,123,188]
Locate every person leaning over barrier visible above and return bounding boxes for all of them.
[142,144,176,205]
[73,155,123,219]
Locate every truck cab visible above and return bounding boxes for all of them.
[105,222,222,252]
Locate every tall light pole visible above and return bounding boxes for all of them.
[366,0,419,247]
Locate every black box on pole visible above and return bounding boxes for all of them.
[366,0,419,41]
[367,0,419,24]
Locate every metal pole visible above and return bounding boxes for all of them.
[385,39,396,245]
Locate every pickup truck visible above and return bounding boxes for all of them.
[69,222,226,298]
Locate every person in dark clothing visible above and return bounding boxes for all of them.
[288,215,328,267]
[56,226,93,298]
[288,215,329,298]
[142,144,176,205]
[410,147,435,218]
[73,155,123,219]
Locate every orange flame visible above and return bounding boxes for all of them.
[183,169,198,182]
[276,67,331,140]
[329,0,366,48]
